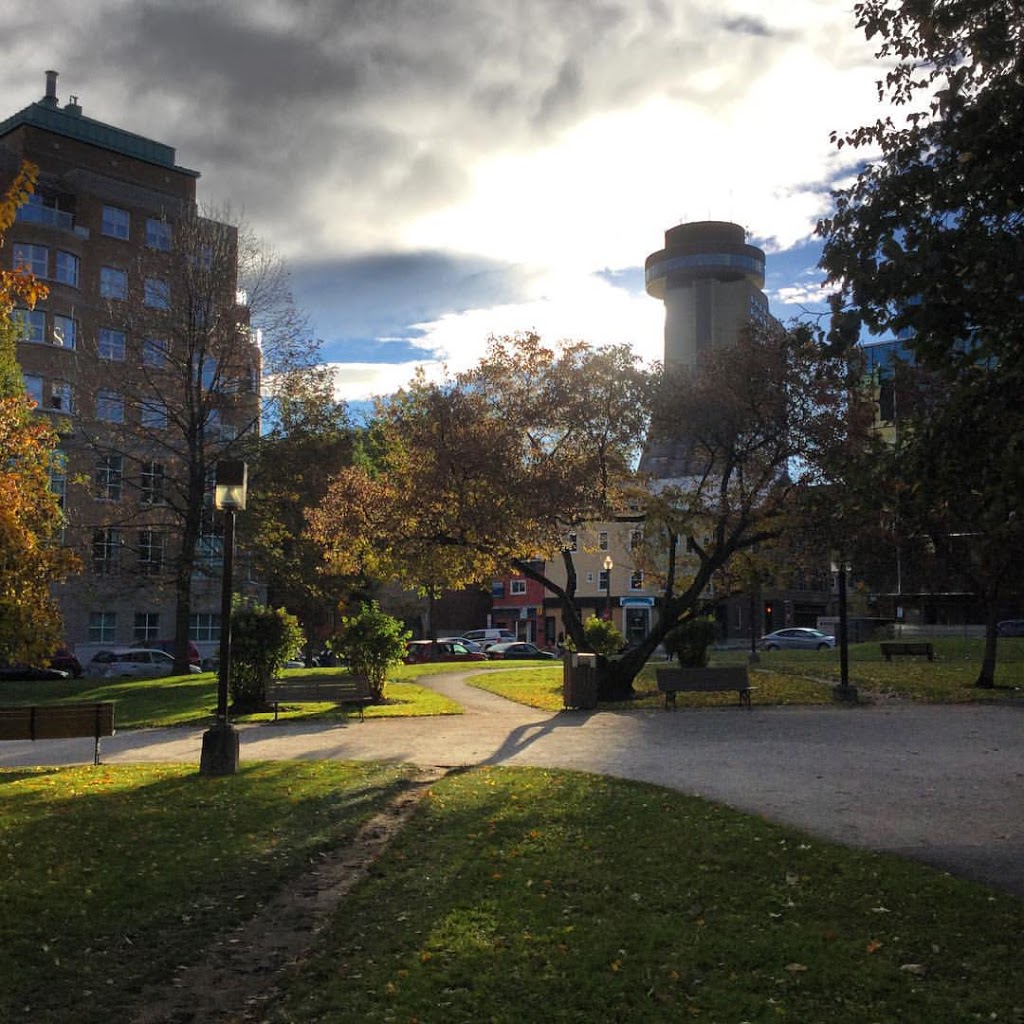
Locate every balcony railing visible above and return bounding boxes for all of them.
[16,199,75,232]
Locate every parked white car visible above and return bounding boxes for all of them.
[88,648,203,679]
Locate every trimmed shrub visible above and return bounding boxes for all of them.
[230,604,305,710]
[663,618,717,667]
[328,602,410,702]
[584,616,625,657]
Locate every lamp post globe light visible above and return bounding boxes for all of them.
[603,555,614,622]
[199,460,247,775]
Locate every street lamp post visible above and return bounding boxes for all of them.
[831,554,858,703]
[603,555,614,622]
[200,460,247,775]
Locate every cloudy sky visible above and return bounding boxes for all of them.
[4,0,886,405]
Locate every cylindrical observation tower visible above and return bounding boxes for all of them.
[645,221,768,368]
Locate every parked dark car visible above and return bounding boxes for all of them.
[484,642,558,660]
[48,647,83,677]
[759,628,837,651]
[404,640,488,664]
[0,664,70,681]
[996,619,1024,637]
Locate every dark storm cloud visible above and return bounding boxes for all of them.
[291,248,534,355]
[15,0,724,252]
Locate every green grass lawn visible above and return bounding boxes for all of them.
[0,637,1020,729]
[0,665,463,729]
[1,764,1021,1023]
[466,637,1024,711]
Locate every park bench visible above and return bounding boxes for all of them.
[656,666,755,710]
[266,675,373,722]
[880,641,934,662]
[0,702,115,765]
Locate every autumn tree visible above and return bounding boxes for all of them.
[306,333,650,675]
[307,329,852,699]
[618,324,855,695]
[819,0,1024,684]
[0,163,79,664]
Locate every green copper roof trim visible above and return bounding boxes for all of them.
[0,101,199,178]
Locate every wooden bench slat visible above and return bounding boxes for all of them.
[880,642,934,661]
[655,667,754,709]
[266,676,373,721]
[0,702,115,764]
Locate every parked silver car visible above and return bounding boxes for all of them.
[89,648,203,679]
[759,628,837,651]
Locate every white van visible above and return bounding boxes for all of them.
[463,628,517,645]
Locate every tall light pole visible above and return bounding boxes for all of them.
[200,460,247,775]
[603,555,614,622]
[831,554,858,703]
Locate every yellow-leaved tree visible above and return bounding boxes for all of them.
[0,162,79,664]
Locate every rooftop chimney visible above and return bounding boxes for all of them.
[42,69,59,108]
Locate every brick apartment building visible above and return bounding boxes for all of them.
[1,71,261,662]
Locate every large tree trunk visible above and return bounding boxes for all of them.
[975,600,999,688]
[596,636,661,701]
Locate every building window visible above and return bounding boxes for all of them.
[510,580,527,596]
[143,337,169,368]
[195,509,224,571]
[138,531,165,575]
[598,531,609,551]
[630,529,643,550]
[54,250,79,287]
[101,205,130,240]
[134,612,161,642]
[98,327,126,361]
[599,570,610,591]
[13,308,46,343]
[140,398,168,429]
[189,613,221,643]
[144,277,170,309]
[100,266,128,300]
[88,611,117,644]
[24,374,43,407]
[566,532,577,552]
[49,452,67,510]
[12,242,47,276]
[491,580,505,598]
[96,390,125,423]
[140,461,165,504]
[92,528,122,573]
[49,382,72,412]
[52,314,77,348]
[630,570,644,591]
[190,356,218,391]
[145,218,172,251]
[95,455,123,501]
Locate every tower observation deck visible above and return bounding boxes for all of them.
[645,220,768,368]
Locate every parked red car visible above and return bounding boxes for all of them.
[404,640,488,664]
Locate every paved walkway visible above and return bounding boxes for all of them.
[3,671,1022,898]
